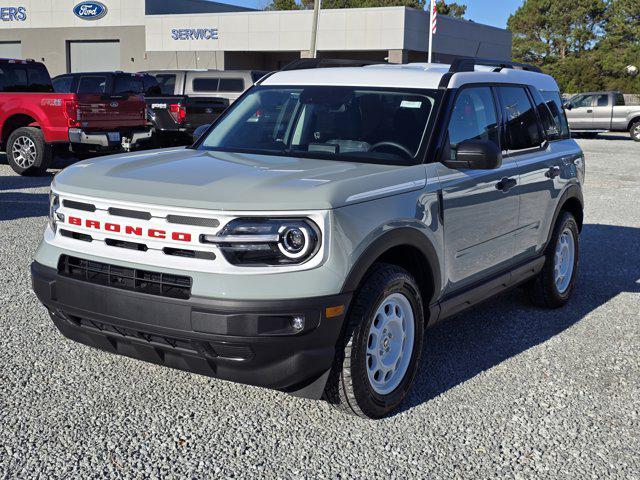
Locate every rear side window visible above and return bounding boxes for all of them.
[615,93,626,106]
[142,75,161,96]
[498,86,542,151]
[78,76,107,94]
[218,78,245,92]
[193,78,219,92]
[53,75,73,93]
[0,63,52,92]
[446,87,500,160]
[541,91,570,139]
[154,74,176,95]
[529,88,561,141]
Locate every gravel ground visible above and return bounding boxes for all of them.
[1,135,639,479]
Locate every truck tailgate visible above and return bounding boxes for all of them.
[76,93,147,130]
[146,95,228,133]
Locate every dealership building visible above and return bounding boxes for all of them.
[0,0,512,76]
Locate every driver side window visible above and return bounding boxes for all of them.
[446,87,499,161]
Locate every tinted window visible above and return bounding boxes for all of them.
[78,76,107,94]
[499,87,542,151]
[447,87,499,159]
[200,86,439,165]
[155,74,176,95]
[0,63,52,92]
[53,76,73,93]
[541,91,570,139]
[595,94,608,107]
[142,75,161,95]
[529,88,561,141]
[193,78,219,92]
[114,75,144,95]
[615,93,626,106]
[218,78,244,92]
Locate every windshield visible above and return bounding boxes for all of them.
[199,86,440,164]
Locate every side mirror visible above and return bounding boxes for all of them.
[563,103,573,110]
[193,124,211,142]
[445,139,502,170]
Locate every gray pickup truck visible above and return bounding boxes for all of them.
[32,58,585,418]
[565,91,640,141]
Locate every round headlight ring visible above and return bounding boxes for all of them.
[277,224,313,260]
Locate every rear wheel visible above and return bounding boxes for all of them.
[324,264,424,418]
[630,121,640,142]
[524,212,579,308]
[7,127,51,176]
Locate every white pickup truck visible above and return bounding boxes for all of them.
[564,91,640,141]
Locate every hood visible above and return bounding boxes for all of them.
[52,148,427,211]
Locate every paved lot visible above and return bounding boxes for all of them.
[1,135,639,479]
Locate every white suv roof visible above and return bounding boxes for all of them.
[262,62,559,92]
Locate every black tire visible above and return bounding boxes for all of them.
[6,127,52,176]
[524,212,580,308]
[630,121,640,142]
[324,263,425,418]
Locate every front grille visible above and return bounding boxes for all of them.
[60,229,92,242]
[63,200,95,212]
[108,207,152,220]
[58,255,192,299]
[167,215,220,228]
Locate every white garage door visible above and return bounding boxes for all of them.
[0,42,22,59]
[68,41,120,73]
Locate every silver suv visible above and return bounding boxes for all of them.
[32,58,585,418]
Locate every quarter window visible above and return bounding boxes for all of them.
[446,87,499,160]
[193,78,219,92]
[615,93,626,106]
[155,74,176,95]
[529,88,561,141]
[498,86,542,151]
[541,91,571,139]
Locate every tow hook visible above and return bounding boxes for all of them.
[121,137,132,152]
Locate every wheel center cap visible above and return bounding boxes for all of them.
[383,337,390,349]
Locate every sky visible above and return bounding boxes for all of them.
[220,0,525,29]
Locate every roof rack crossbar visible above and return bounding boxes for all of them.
[449,58,542,74]
[280,58,385,71]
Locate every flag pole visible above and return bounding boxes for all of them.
[428,0,434,64]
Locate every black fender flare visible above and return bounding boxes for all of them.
[544,183,584,249]
[340,227,442,305]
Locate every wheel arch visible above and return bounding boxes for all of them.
[340,227,442,311]
[2,114,40,146]
[627,116,640,131]
[545,184,584,249]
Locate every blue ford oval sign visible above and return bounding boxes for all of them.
[73,2,107,21]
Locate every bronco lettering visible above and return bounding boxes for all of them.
[65,216,191,242]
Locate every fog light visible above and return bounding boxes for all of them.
[291,316,305,331]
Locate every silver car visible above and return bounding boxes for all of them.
[565,91,640,141]
[32,59,585,418]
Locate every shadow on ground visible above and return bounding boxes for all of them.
[399,222,640,414]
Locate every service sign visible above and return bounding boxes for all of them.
[0,6,26,22]
[73,2,108,21]
[171,28,219,41]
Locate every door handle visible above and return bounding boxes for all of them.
[545,166,561,179]
[496,177,517,192]
[586,109,593,113]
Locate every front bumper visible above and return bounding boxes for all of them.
[31,261,350,398]
[68,127,154,148]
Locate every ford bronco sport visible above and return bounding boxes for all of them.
[32,58,585,418]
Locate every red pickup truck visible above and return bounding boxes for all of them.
[0,59,153,176]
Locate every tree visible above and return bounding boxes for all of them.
[435,0,466,18]
[265,0,469,11]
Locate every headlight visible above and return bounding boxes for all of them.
[48,192,62,233]
[201,218,321,266]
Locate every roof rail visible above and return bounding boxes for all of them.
[449,58,543,74]
[281,58,385,71]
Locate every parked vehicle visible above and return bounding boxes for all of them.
[142,69,267,145]
[32,58,585,418]
[564,91,640,141]
[0,60,152,175]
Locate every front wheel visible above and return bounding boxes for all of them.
[630,121,640,142]
[524,212,580,308]
[7,127,51,176]
[324,264,424,418]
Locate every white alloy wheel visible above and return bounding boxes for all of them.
[366,292,415,395]
[554,227,576,294]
